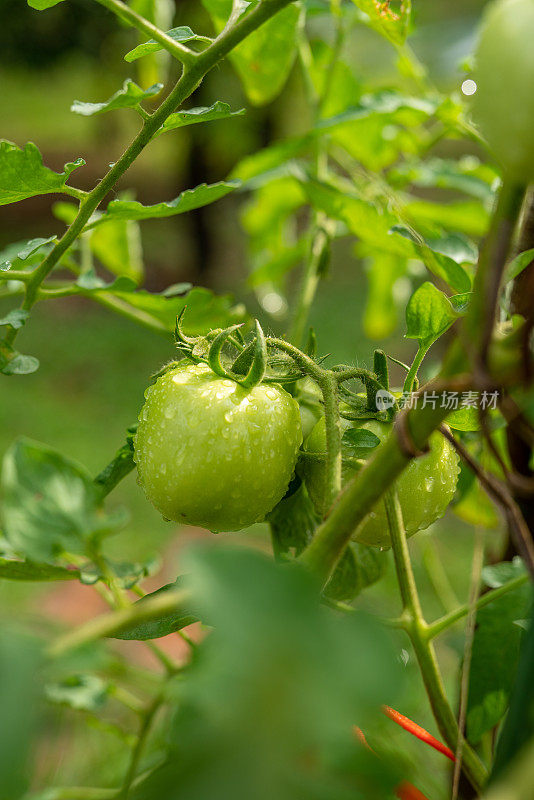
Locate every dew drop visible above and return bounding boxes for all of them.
[164,406,175,419]
[224,412,233,423]
[425,477,434,491]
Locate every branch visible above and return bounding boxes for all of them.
[95,0,196,64]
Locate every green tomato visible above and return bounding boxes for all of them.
[472,0,534,180]
[301,416,459,548]
[134,362,302,532]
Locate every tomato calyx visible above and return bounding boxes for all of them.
[173,309,302,388]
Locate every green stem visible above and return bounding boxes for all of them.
[47,588,190,658]
[427,571,529,639]
[119,691,165,799]
[384,489,487,793]
[317,371,342,511]
[2,0,294,349]
[403,345,426,395]
[95,0,196,63]
[299,394,451,582]
[0,270,32,283]
[463,178,527,365]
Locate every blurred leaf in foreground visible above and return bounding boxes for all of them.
[134,546,404,799]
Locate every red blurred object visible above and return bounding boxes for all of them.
[395,780,431,800]
[382,705,456,762]
[352,726,430,800]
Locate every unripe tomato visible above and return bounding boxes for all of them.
[134,362,302,531]
[472,0,534,180]
[301,417,459,548]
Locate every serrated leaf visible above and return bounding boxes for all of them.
[0,141,84,206]
[405,281,464,346]
[71,79,162,116]
[466,559,530,744]
[0,236,57,272]
[113,578,198,640]
[0,558,79,582]
[156,102,245,136]
[45,674,110,712]
[124,26,212,62]
[202,0,299,105]
[90,181,239,225]
[0,310,29,330]
[0,439,126,563]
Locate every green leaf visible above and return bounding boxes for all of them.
[136,546,403,799]
[27,0,65,8]
[267,478,318,559]
[0,350,40,376]
[390,157,497,202]
[505,247,534,284]
[91,181,239,225]
[94,425,137,499]
[71,79,162,116]
[156,102,245,136]
[352,0,412,45]
[202,0,299,105]
[231,136,311,183]
[104,285,246,335]
[404,198,489,238]
[341,427,381,457]
[90,217,144,285]
[0,630,42,800]
[390,225,473,293]
[0,310,29,330]
[80,556,160,590]
[0,557,79,582]
[113,578,198,640]
[466,559,531,744]
[0,141,85,206]
[324,541,387,603]
[0,236,57,272]
[45,674,110,712]
[405,281,464,347]
[0,438,126,563]
[124,26,212,62]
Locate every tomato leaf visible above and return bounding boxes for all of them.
[89,181,239,225]
[351,0,412,45]
[0,141,85,205]
[0,439,127,563]
[0,237,57,272]
[0,310,29,330]
[124,26,212,62]
[112,578,199,640]
[156,102,245,136]
[0,557,79,582]
[202,0,299,105]
[466,558,531,744]
[405,281,464,348]
[45,674,110,712]
[71,79,163,117]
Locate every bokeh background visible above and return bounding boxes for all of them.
[1,1,500,796]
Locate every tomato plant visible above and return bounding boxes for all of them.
[1,0,534,798]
